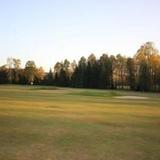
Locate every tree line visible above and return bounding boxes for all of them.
[0,42,160,92]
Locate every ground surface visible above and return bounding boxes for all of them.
[0,85,160,160]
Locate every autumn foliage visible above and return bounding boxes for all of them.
[0,42,160,91]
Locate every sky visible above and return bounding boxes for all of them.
[0,0,160,71]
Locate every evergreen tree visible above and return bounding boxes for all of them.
[137,60,151,91]
[44,69,54,85]
[126,58,135,90]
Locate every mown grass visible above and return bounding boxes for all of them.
[0,85,160,160]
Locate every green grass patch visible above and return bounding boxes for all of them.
[0,85,160,160]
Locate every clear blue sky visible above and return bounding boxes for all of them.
[0,0,160,71]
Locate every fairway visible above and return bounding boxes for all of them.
[0,85,160,160]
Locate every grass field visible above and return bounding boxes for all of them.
[0,85,160,160]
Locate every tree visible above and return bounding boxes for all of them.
[63,59,70,71]
[35,67,45,84]
[69,60,77,77]
[0,41,159,92]
[85,54,99,88]
[71,57,86,87]
[13,59,21,69]
[54,62,63,85]
[98,62,107,89]
[99,54,108,89]
[53,60,71,87]
[137,60,151,91]
[98,54,115,89]
[134,42,160,91]
[0,65,8,84]
[114,54,127,89]
[12,58,21,84]
[109,55,116,89]
[59,68,69,86]
[18,69,27,84]
[62,59,70,85]
[6,57,14,83]
[54,62,63,74]
[44,69,54,85]
[126,58,135,90]
[78,57,87,87]
[24,61,37,84]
